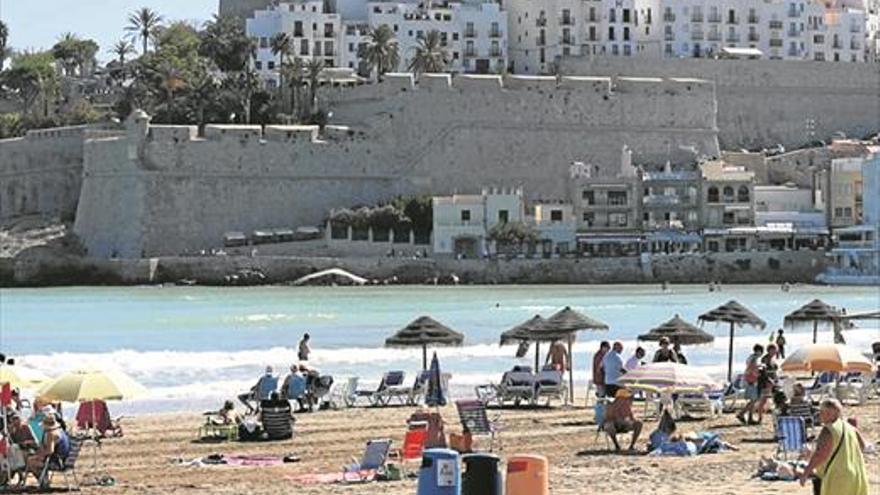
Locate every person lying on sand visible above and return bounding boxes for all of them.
[603,388,643,452]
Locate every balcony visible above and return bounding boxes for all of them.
[643,195,681,206]
[832,40,842,49]
[664,32,675,41]
[691,30,704,40]
[490,48,502,57]
[770,38,783,47]
[324,30,336,38]
[708,31,721,41]
[490,29,502,38]
[788,9,800,18]
[748,32,759,42]
[708,14,721,23]
[748,15,759,23]
[691,14,704,22]
[769,20,784,29]
[726,33,740,42]
[561,35,574,45]
[788,47,801,57]
[465,29,476,38]
[663,13,675,22]
[560,16,574,26]
[788,28,800,37]
[537,35,546,45]
[851,40,860,50]
[464,49,476,58]
[850,25,860,33]
[727,16,739,24]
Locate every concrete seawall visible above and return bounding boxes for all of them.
[1,251,829,287]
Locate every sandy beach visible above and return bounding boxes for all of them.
[43,393,879,495]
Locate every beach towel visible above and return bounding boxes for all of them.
[223,454,285,467]
[76,400,113,435]
[285,470,376,485]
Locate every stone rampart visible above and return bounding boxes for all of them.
[74,74,719,257]
[0,126,91,222]
[560,57,880,150]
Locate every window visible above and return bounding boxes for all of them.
[608,191,628,205]
[550,210,563,222]
[294,21,304,37]
[722,186,734,200]
[498,210,509,223]
[582,190,595,204]
[260,37,268,48]
[609,212,628,227]
[608,27,616,40]
[267,61,275,70]
[737,185,750,202]
[623,9,631,23]
[843,207,853,217]
[624,27,630,41]
[609,8,616,23]
[723,211,735,224]
[582,212,595,226]
[461,210,471,222]
[707,186,719,202]
[255,60,263,70]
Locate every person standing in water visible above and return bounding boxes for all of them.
[298,333,311,361]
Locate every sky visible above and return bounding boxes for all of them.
[1,0,217,61]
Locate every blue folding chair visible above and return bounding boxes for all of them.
[343,438,392,482]
[775,416,806,460]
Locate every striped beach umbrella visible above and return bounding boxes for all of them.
[618,362,718,390]
[781,344,874,374]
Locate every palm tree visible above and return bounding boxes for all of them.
[270,32,293,107]
[0,20,8,70]
[408,30,448,75]
[126,7,163,55]
[361,24,399,80]
[281,57,305,118]
[305,58,323,115]
[112,39,136,66]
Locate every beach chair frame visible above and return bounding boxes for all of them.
[455,399,502,452]
[328,377,359,409]
[39,436,83,491]
[342,438,393,483]
[535,369,568,406]
[775,416,806,460]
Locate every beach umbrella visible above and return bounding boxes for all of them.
[385,316,464,370]
[638,314,715,346]
[784,299,843,344]
[781,343,874,374]
[698,300,766,383]
[424,352,446,407]
[618,362,719,390]
[0,366,51,390]
[500,315,547,371]
[535,306,609,403]
[37,369,148,403]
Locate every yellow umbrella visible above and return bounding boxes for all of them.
[37,369,147,402]
[0,367,51,390]
[781,344,874,374]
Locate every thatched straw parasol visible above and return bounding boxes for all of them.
[385,316,464,369]
[500,315,547,371]
[535,306,609,403]
[638,314,715,346]
[784,299,843,344]
[698,300,766,382]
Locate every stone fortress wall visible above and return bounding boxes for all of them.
[72,74,720,257]
[0,127,91,222]
[562,57,880,151]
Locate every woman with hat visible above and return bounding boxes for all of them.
[25,413,71,483]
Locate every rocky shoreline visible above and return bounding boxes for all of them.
[1,249,830,287]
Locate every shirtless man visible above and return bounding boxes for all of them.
[603,388,643,451]
[545,340,570,371]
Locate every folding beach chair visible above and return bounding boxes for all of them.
[455,399,502,452]
[775,416,806,460]
[39,436,84,491]
[389,421,428,474]
[343,439,393,483]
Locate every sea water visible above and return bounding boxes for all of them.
[1,284,877,415]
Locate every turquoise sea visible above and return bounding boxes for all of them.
[0,284,877,415]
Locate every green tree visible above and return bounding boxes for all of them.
[0,20,8,70]
[51,33,99,76]
[1,51,58,115]
[0,112,23,139]
[305,58,323,115]
[270,32,293,110]
[111,39,136,66]
[126,7,163,55]
[361,24,399,80]
[281,57,305,119]
[408,30,448,75]
[199,15,253,72]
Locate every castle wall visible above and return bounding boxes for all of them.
[560,57,880,150]
[0,127,88,222]
[74,75,719,257]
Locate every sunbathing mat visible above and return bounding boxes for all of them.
[285,470,376,484]
[222,455,286,467]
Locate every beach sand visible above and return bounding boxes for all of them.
[53,395,879,494]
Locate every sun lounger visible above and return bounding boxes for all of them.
[372,371,410,406]
[327,377,359,409]
[676,390,722,419]
[406,370,432,406]
[455,399,502,452]
[353,371,404,407]
[535,368,567,406]
[775,416,806,460]
[806,372,837,403]
[721,374,746,412]
[343,439,393,483]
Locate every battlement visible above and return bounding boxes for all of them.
[24,125,90,141]
[373,72,713,95]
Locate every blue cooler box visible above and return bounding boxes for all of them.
[417,448,461,495]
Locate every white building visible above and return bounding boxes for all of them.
[655,0,867,61]
[368,0,508,73]
[754,184,825,227]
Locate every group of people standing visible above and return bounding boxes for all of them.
[591,337,689,398]
[736,342,780,425]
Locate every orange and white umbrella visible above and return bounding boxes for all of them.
[781,343,874,374]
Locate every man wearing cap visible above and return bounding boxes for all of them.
[602,341,626,398]
[238,366,278,413]
[26,414,70,485]
[603,388,643,451]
